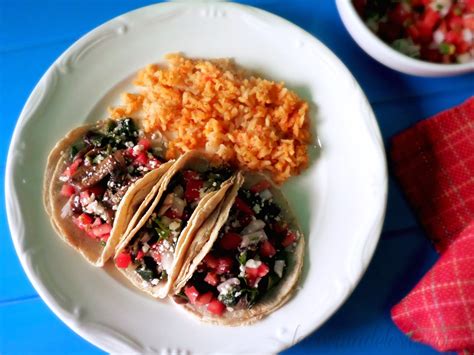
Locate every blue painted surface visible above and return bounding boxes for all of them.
[1,0,473,354]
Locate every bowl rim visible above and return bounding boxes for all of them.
[336,0,474,74]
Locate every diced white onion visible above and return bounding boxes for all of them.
[462,28,473,43]
[61,200,72,218]
[241,219,265,235]
[161,252,174,273]
[274,260,286,278]
[240,230,268,248]
[158,193,174,215]
[259,189,272,201]
[245,259,262,269]
[433,30,445,44]
[217,278,240,294]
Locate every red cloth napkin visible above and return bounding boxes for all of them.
[390,97,474,354]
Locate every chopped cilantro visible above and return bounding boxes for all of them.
[439,42,455,55]
[238,251,247,265]
[136,265,154,281]
[69,145,78,161]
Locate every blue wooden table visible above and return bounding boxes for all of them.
[1,1,473,354]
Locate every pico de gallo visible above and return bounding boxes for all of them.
[115,167,233,289]
[59,118,164,245]
[174,179,301,317]
[353,0,474,63]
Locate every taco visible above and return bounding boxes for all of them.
[44,117,173,267]
[171,171,304,325]
[113,150,236,298]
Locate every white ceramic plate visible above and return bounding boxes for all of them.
[6,2,387,353]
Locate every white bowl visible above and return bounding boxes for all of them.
[336,0,474,77]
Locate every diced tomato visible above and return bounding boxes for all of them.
[260,240,276,258]
[88,185,105,197]
[250,180,272,193]
[196,291,214,306]
[246,263,270,278]
[388,4,412,26]
[204,271,219,286]
[456,40,470,54]
[116,251,132,268]
[203,254,219,269]
[216,256,233,275]
[272,222,288,235]
[62,158,82,178]
[282,231,297,248]
[257,263,270,277]
[219,233,242,250]
[92,217,102,227]
[184,178,203,203]
[61,184,75,197]
[245,263,270,287]
[464,15,474,30]
[445,30,462,45]
[134,152,149,166]
[137,138,151,151]
[448,15,464,31]
[184,285,200,304]
[73,213,93,230]
[207,299,226,316]
[234,197,254,215]
[421,8,440,30]
[91,223,112,237]
[136,250,145,261]
[164,208,182,219]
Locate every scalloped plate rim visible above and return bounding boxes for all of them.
[5,2,388,353]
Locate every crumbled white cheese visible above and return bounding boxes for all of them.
[239,264,246,278]
[274,260,286,278]
[161,252,174,272]
[227,307,234,312]
[59,175,69,182]
[80,192,95,206]
[217,278,240,296]
[125,141,134,148]
[148,160,158,169]
[253,204,261,214]
[142,243,150,253]
[241,230,267,249]
[169,221,180,231]
[259,189,272,201]
[83,200,108,221]
[241,219,265,235]
[151,278,159,286]
[132,144,144,154]
[245,259,262,269]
